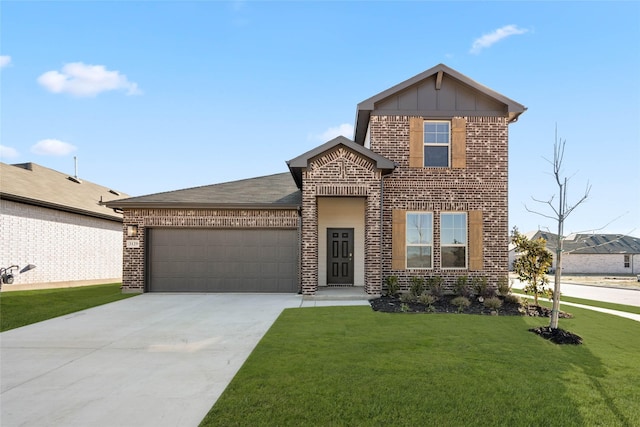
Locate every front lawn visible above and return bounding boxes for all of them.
[201,305,640,426]
[0,283,136,332]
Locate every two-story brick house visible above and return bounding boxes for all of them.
[108,64,525,294]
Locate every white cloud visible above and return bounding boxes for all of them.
[31,139,77,156]
[0,56,11,68]
[0,145,19,159]
[470,25,528,54]
[37,62,142,97]
[310,123,354,142]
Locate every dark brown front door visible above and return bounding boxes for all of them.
[327,228,354,285]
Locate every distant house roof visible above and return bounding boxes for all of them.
[354,63,527,144]
[563,234,640,255]
[509,230,640,255]
[107,172,301,209]
[287,136,396,188]
[0,162,129,222]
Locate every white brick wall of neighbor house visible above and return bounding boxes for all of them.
[562,253,639,275]
[1,199,123,289]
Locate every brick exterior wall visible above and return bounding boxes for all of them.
[372,115,510,292]
[0,199,122,289]
[120,208,299,292]
[300,146,382,294]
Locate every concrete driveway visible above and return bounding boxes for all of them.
[0,293,304,427]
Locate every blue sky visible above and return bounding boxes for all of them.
[2,1,639,237]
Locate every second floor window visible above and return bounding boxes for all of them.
[424,121,450,167]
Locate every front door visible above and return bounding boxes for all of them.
[327,228,354,285]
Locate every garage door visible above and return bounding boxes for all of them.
[148,228,298,292]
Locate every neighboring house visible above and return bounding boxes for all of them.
[0,162,129,290]
[108,64,526,294]
[509,230,640,275]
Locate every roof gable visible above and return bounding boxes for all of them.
[287,136,395,188]
[0,162,129,221]
[354,63,526,144]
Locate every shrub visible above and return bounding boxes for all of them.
[483,296,503,311]
[418,293,437,306]
[427,276,444,298]
[455,276,473,298]
[497,276,511,296]
[470,276,484,298]
[385,276,400,297]
[472,276,496,298]
[400,292,415,303]
[504,294,521,305]
[410,276,425,297]
[451,296,471,313]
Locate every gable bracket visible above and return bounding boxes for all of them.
[435,70,443,90]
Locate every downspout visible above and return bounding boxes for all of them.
[380,171,392,295]
[297,206,303,294]
[380,174,384,295]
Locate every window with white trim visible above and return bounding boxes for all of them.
[424,121,450,167]
[406,212,433,269]
[624,254,630,268]
[441,212,467,268]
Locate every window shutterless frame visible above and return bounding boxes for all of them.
[440,212,468,269]
[423,120,451,167]
[406,212,433,269]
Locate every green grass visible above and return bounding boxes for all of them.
[0,283,137,332]
[511,289,640,314]
[201,306,640,427]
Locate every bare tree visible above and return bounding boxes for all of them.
[526,126,591,329]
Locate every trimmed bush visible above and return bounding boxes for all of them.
[451,296,471,313]
[410,276,425,297]
[427,276,444,298]
[418,294,437,306]
[497,276,511,296]
[385,276,400,297]
[483,296,503,311]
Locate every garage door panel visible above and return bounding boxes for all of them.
[149,228,298,292]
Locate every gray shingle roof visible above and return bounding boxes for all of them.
[107,172,301,209]
[1,162,129,221]
[563,234,640,255]
[509,230,640,255]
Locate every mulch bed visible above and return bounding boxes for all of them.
[528,326,583,345]
[370,294,582,345]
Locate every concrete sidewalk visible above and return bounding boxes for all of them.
[511,278,640,307]
[511,279,640,322]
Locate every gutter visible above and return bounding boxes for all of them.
[105,202,302,210]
